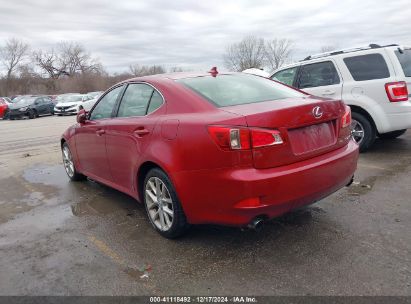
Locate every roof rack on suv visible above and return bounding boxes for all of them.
[301,44,399,61]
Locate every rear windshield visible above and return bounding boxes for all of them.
[177,74,305,107]
[343,53,390,81]
[395,49,411,77]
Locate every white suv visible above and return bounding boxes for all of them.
[271,44,411,152]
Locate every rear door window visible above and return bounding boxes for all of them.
[343,53,390,81]
[271,67,298,86]
[116,84,163,117]
[395,49,411,77]
[297,61,340,89]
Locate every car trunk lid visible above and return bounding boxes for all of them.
[222,97,349,169]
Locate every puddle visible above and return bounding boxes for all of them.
[23,164,141,218]
[23,164,70,189]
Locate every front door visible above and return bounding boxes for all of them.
[74,85,124,182]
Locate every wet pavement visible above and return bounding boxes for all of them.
[0,116,410,295]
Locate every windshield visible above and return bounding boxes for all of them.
[87,92,102,98]
[59,95,84,102]
[177,74,305,107]
[395,49,411,77]
[11,96,28,103]
[14,98,36,107]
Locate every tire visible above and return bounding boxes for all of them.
[62,142,86,181]
[351,112,376,152]
[378,129,407,139]
[143,168,189,238]
[28,109,36,119]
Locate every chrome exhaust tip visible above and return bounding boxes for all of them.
[247,218,265,231]
[346,176,354,187]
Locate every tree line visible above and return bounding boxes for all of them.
[0,36,332,97]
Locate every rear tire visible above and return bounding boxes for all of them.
[62,142,86,181]
[351,112,376,152]
[378,129,407,139]
[143,168,189,238]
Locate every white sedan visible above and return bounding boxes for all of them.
[54,94,93,116]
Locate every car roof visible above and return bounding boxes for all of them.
[272,44,411,75]
[125,71,237,82]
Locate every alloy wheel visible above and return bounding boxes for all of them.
[145,177,174,231]
[62,146,75,178]
[351,119,365,145]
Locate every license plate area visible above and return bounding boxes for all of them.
[288,121,337,155]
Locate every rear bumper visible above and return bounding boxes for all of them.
[384,111,411,132]
[381,102,411,133]
[172,140,359,226]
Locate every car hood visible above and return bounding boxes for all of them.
[55,102,81,107]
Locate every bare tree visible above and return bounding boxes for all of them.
[58,41,101,76]
[32,48,66,79]
[320,45,336,53]
[0,38,29,79]
[33,41,101,79]
[223,35,266,71]
[264,38,293,71]
[129,64,166,76]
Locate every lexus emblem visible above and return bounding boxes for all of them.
[312,106,323,119]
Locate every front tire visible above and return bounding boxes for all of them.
[351,112,376,152]
[28,109,36,119]
[62,142,86,181]
[378,129,407,139]
[143,168,189,238]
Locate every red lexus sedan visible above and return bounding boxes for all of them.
[61,71,359,238]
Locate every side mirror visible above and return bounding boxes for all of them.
[77,109,87,124]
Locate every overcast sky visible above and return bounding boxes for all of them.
[0,0,410,73]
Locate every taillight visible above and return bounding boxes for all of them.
[385,81,409,102]
[341,105,351,128]
[208,126,250,150]
[208,126,283,150]
[251,129,283,147]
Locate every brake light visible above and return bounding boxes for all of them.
[341,105,351,128]
[208,126,250,150]
[208,126,283,150]
[385,81,409,102]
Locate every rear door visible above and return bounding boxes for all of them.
[296,60,343,100]
[105,83,165,193]
[75,85,124,182]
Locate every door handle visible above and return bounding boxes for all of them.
[322,90,335,95]
[133,128,150,137]
[96,129,105,136]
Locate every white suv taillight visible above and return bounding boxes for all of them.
[208,126,283,150]
[385,81,409,102]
